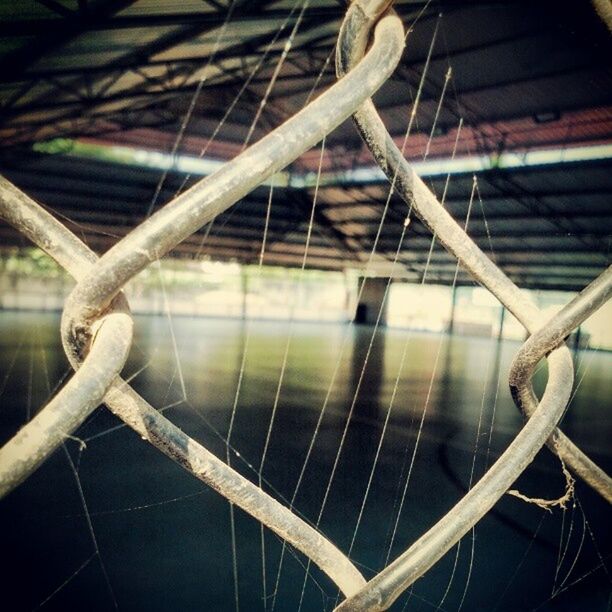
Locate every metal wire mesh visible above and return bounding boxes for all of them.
[0,2,610,610]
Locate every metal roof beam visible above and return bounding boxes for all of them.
[0,37,334,82]
[483,171,610,254]
[319,190,612,211]
[0,0,277,124]
[285,188,363,262]
[346,226,612,239]
[36,0,75,18]
[0,0,137,85]
[0,2,449,37]
[0,12,335,138]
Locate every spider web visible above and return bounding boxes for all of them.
[0,2,610,611]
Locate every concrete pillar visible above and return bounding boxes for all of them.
[573,326,582,353]
[497,305,506,341]
[240,266,248,320]
[355,276,389,325]
[343,269,353,322]
[448,284,458,334]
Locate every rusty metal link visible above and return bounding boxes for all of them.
[59,12,404,370]
[0,1,610,610]
[509,266,612,503]
[337,0,612,503]
[332,1,612,610]
[0,177,134,497]
[337,0,611,501]
[333,273,611,612]
[0,178,369,598]
[0,14,407,598]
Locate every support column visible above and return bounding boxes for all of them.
[448,284,458,334]
[240,266,248,320]
[497,304,506,341]
[355,276,389,326]
[573,326,582,353]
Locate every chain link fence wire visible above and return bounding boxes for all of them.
[0,1,610,610]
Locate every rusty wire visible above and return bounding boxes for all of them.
[0,12,407,596]
[336,0,612,504]
[0,1,610,610]
[333,2,612,609]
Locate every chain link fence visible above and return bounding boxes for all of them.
[0,2,610,610]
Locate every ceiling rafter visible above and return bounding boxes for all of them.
[0,0,137,84]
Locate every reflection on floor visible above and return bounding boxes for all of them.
[1,312,610,611]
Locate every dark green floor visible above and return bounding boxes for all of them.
[1,311,610,611]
